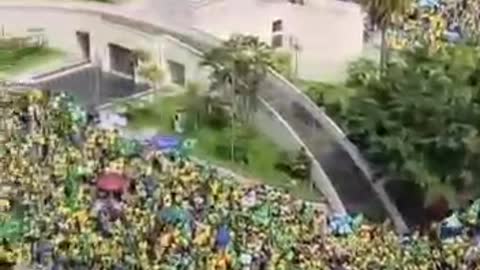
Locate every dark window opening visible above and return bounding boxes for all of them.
[272,34,283,48]
[108,43,135,76]
[272,19,283,32]
[288,0,304,5]
[76,31,90,60]
[167,60,186,86]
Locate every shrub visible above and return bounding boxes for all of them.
[345,58,378,87]
[204,103,230,130]
[271,51,293,79]
[275,147,311,180]
[215,143,249,164]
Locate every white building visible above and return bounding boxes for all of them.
[192,0,365,81]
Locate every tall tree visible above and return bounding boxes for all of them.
[361,0,412,70]
[331,45,480,206]
[134,49,165,92]
[201,34,273,123]
[137,63,165,91]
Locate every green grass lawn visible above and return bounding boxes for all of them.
[0,46,65,78]
[124,94,324,202]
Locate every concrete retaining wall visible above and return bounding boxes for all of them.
[254,98,345,213]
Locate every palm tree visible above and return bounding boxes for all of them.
[361,0,412,71]
[201,34,273,123]
[133,48,166,93]
[137,63,165,91]
[201,34,273,161]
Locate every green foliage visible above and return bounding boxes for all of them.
[271,51,293,79]
[275,148,311,181]
[126,96,323,201]
[301,80,355,107]
[0,46,43,71]
[215,121,251,163]
[137,62,165,90]
[201,34,273,122]
[183,83,202,132]
[361,0,412,28]
[345,58,379,88]
[182,86,230,131]
[361,0,413,70]
[205,103,230,130]
[215,143,249,164]
[0,46,63,77]
[330,45,480,196]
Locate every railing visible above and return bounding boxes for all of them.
[31,60,91,81]
[257,97,345,213]
[266,68,374,180]
[0,80,35,93]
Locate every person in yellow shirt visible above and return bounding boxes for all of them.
[213,250,232,270]
[194,223,212,247]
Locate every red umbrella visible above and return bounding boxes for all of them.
[96,172,128,193]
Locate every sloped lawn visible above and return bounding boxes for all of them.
[124,94,325,202]
[0,46,64,78]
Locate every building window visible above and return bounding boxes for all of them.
[271,34,283,48]
[76,31,90,60]
[168,60,186,86]
[109,43,135,76]
[272,19,283,32]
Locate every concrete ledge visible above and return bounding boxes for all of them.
[31,60,91,80]
[257,98,345,214]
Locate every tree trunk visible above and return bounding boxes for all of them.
[380,26,388,73]
[230,74,236,162]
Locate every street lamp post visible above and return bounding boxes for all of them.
[230,67,236,162]
[291,36,302,79]
[93,53,102,108]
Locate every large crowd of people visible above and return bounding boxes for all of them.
[0,90,479,269]
[381,0,480,51]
